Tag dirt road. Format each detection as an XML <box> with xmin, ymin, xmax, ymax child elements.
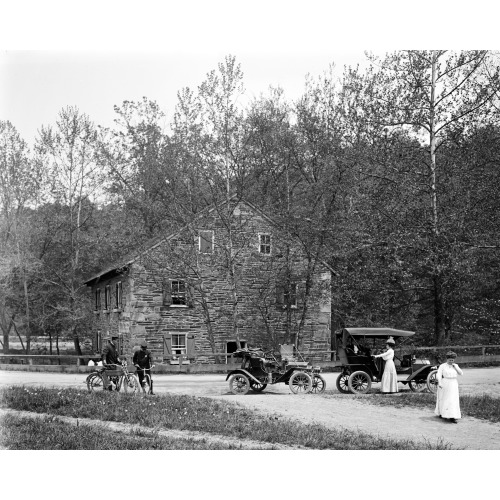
<box><xmin>1</xmin><ymin>367</ymin><xmax>499</xmax><ymax>449</ymax></box>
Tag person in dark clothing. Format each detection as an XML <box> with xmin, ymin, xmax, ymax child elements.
<box><xmin>133</xmin><ymin>341</ymin><xmax>154</xmax><ymax>394</ymax></box>
<box><xmin>101</xmin><ymin>336</ymin><xmax>121</xmax><ymax>390</ymax></box>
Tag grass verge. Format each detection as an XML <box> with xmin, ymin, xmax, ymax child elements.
<box><xmin>0</xmin><ymin>386</ymin><xmax>452</xmax><ymax>450</ymax></box>
<box><xmin>0</xmin><ymin>413</ymin><xmax>243</xmax><ymax>450</ymax></box>
<box><xmin>351</xmin><ymin>392</ymin><xmax>500</xmax><ymax>423</ymax></box>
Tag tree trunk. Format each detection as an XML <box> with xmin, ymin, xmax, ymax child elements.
<box><xmin>429</xmin><ymin>52</ymin><xmax>445</xmax><ymax>345</ymax></box>
<box><xmin>433</xmin><ymin>274</ymin><xmax>445</xmax><ymax>345</ymax></box>
<box><xmin>73</xmin><ymin>328</ymin><xmax>83</xmax><ymax>356</ymax></box>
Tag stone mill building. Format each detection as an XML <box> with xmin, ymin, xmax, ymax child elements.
<box><xmin>84</xmin><ymin>197</ymin><xmax>332</xmax><ymax>365</ymax></box>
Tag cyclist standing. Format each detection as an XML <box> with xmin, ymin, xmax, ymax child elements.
<box><xmin>133</xmin><ymin>341</ymin><xmax>154</xmax><ymax>394</ymax></box>
<box><xmin>101</xmin><ymin>336</ymin><xmax>121</xmax><ymax>390</ymax></box>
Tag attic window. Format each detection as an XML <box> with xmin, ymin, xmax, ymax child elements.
<box><xmin>104</xmin><ymin>285</ymin><xmax>111</xmax><ymax>311</ymax></box>
<box><xmin>199</xmin><ymin>230</ymin><xmax>214</xmax><ymax>254</ymax></box>
<box><xmin>95</xmin><ymin>289</ymin><xmax>101</xmax><ymax>311</ymax></box>
<box><xmin>259</xmin><ymin>233</ymin><xmax>271</xmax><ymax>254</ymax></box>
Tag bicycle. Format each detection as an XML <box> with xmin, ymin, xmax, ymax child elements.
<box><xmin>135</xmin><ymin>365</ymin><xmax>155</xmax><ymax>395</ymax></box>
<box><xmin>86</xmin><ymin>361</ymin><xmax>140</xmax><ymax>394</ymax></box>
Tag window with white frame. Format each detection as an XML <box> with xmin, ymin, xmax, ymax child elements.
<box><xmin>199</xmin><ymin>230</ymin><xmax>214</xmax><ymax>254</ymax></box>
<box><xmin>259</xmin><ymin>233</ymin><xmax>271</xmax><ymax>254</ymax></box>
<box><xmin>171</xmin><ymin>280</ymin><xmax>187</xmax><ymax>306</ymax></box>
<box><xmin>104</xmin><ymin>285</ymin><xmax>111</xmax><ymax>311</ymax></box>
<box><xmin>115</xmin><ymin>282</ymin><xmax>122</xmax><ymax>310</ymax></box>
<box><xmin>171</xmin><ymin>333</ymin><xmax>187</xmax><ymax>356</ymax></box>
<box><xmin>95</xmin><ymin>289</ymin><xmax>101</xmax><ymax>311</ymax></box>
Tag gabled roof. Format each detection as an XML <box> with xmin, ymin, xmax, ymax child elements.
<box><xmin>84</xmin><ymin>195</ymin><xmax>336</xmax><ymax>285</ymax></box>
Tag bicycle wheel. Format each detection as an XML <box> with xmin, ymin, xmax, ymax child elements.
<box><xmin>144</xmin><ymin>374</ymin><xmax>153</xmax><ymax>394</ymax></box>
<box><xmin>86</xmin><ymin>373</ymin><xmax>103</xmax><ymax>392</ymax></box>
<box><xmin>123</xmin><ymin>373</ymin><xmax>140</xmax><ymax>394</ymax></box>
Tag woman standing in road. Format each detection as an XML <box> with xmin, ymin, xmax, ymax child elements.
<box><xmin>373</xmin><ymin>337</ymin><xmax>398</xmax><ymax>393</ymax></box>
<box><xmin>435</xmin><ymin>351</ymin><xmax>463</xmax><ymax>423</ymax></box>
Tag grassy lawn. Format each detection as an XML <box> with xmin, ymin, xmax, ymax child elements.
<box><xmin>347</xmin><ymin>392</ymin><xmax>500</xmax><ymax>423</ymax></box>
<box><xmin>0</xmin><ymin>413</ymin><xmax>243</xmax><ymax>450</ymax></box>
<box><xmin>0</xmin><ymin>386</ymin><xmax>452</xmax><ymax>450</ymax></box>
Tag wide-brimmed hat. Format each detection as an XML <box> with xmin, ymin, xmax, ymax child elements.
<box><xmin>386</xmin><ymin>337</ymin><xmax>396</xmax><ymax>345</ymax></box>
<box><xmin>446</xmin><ymin>351</ymin><xmax>457</xmax><ymax>358</ymax></box>
<box><xmin>140</xmin><ymin>341</ymin><xmax>148</xmax><ymax>347</ymax></box>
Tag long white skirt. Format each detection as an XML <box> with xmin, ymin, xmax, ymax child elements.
<box><xmin>380</xmin><ymin>360</ymin><xmax>398</xmax><ymax>393</ymax></box>
<box><xmin>434</xmin><ymin>378</ymin><xmax>461</xmax><ymax>419</ymax></box>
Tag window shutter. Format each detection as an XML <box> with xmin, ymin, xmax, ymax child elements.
<box><xmin>187</xmin><ymin>284</ymin><xmax>195</xmax><ymax>308</ymax></box>
<box><xmin>163</xmin><ymin>334</ymin><xmax>172</xmax><ymax>358</ymax></box>
<box><xmin>162</xmin><ymin>281</ymin><xmax>172</xmax><ymax>306</ymax></box>
<box><xmin>187</xmin><ymin>335</ymin><xmax>196</xmax><ymax>358</ymax></box>
<box><xmin>276</xmin><ymin>285</ymin><xmax>284</xmax><ymax>309</ymax></box>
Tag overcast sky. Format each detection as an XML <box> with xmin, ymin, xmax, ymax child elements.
<box><xmin>0</xmin><ymin>49</ymin><xmax>368</xmax><ymax>144</ymax></box>
<box><xmin>2</xmin><ymin>1</ymin><xmax>498</xmax><ymax>147</ymax></box>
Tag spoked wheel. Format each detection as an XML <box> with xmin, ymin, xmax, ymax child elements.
<box><xmin>336</xmin><ymin>373</ymin><xmax>350</xmax><ymax>394</ymax></box>
<box><xmin>289</xmin><ymin>371</ymin><xmax>313</xmax><ymax>394</ymax></box>
<box><xmin>427</xmin><ymin>369</ymin><xmax>439</xmax><ymax>394</ymax></box>
<box><xmin>142</xmin><ymin>376</ymin><xmax>154</xmax><ymax>395</ymax></box>
<box><xmin>250</xmin><ymin>380</ymin><xmax>267</xmax><ymax>392</ymax></box>
<box><xmin>122</xmin><ymin>374</ymin><xmax>140</xmax><ymax>394</ymax></box>
<box><xmin>409</xmin><ymin>379</ymin><xmax>427</xmax><ymax>392</ymax></box>
<box><xmin>86</xmin><ymin>373</ymin><xmax>103</xmax><ymax>393</ymax></box>
<box><xmin>311</xmin><ymin>374</ymin><xmax>326</xmax><ymax>394</ymax></box>
<box><xmin>229</xmin><ymin>374</ymin><xmax>250</xmax><ymax>395</ymax></box>
<box><xmin>348</xmin><ymin>371</ymin><xmax>372</xmax><ymax>394</ymax></box>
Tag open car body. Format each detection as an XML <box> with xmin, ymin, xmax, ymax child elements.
<box><xmin>225</xmin><ymin>346</ymin><xmax>325</xmax><ymax>395</ymax></box>
<box><xmin>336</xmin><ymin>328</ymin><xmax>438</xmax><ymax>394</ymax></box>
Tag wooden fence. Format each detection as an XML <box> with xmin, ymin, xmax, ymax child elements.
<box><xmin>1</xmin><ymin>345</ymin><xmax>500</xmax><ymax>371</ymax></box>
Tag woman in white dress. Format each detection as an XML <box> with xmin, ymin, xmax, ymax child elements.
<box><xmin>435</xmin><ymin>351</ymin><xmax>463</xmax><ymax>423</ymax></box>
<box><xmin>373</xmin><ymin>337</ymin><xmax>398</xmax><ymax>393</ymax></box>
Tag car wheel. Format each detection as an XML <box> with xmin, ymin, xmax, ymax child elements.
<box><xmin>426</xmin><ymin>369</ymin><xmax>439</xmax><ymax>394</ymax></box>
<box><xmin>229</xmin><ymin>373</ymin><xmax>250</xmax><ymax>395</ymax></box>
<box><xmin>289</xmin><ymin>371</ymin><xmax>313</xmax><ymax>394</ymax></box>
<box><xmin>348</xmin><ymin>371</ymin><xmax>372</xmax><ymax>394</ymax></box>
<box><xmin>408</xmin><ymin>379</ymin><xmax>427</xmax><ymax>392</ymax></box>
<box><xmin>250</xmin><ymin>380</ymin><xmax>267</xmax><ymax>392</ymax></box>
<box><xmin>336</xmin><ymin>373</ymin><xmax>350</xmax><ymax>394</ymax></box>
<box><xmin>311</xmin><ymin>374</ymin><xmax>326</xmax><ymax>394</ymax></box>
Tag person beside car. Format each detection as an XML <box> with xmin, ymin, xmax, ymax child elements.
<box><xmin>372</xmin><ymin>337</ymin><xmax>398</xmax><ymax>393</ymax></box>
<box><xmin>434</xmin><ymin>351</ymin><xmax>463</xmax><ymax>423</ymax></box>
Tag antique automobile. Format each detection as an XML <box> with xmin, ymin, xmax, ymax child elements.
<box><xmin>226</xmin><ymin>345</ymin><xmax>325</xmax><ymax>395</ymax></box>
<box><xmin>335</xmin><ymin>328</ymin><xmax>438</xmax><ymax>394</ymax></box>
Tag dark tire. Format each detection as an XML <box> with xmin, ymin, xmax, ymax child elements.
<box><xmin>336</xmin><ymin>373</ymin><xmax>350</xmax><ymax>394</ymax></box>
<box><xmin>427</xmin><ymin>369</ymin><xmax>439</xmax><ymax>394</ymax></box>
<box><xmin>86</xmin><ymin>373</ymin><xmax>103</xmax><ymax>392</ymax></box>
<box><xmin>348</xmin><ymin>371</ymin><xmax>372</xmax><ymax>394</ymax></box>
<box><xmin>289</xmin><ymin>371</ymin><xmax>313</xmax><ymax>394</ymax></box>
<box><xmin>229</xmin><ymin>374</ymin><xmax>250</xmax><ymax>395</ymax></box>
<box><xmin>409</xmin><ymin>379</ymin><xmax>427</xmax><ymax>392</ymax></box>
<box><xmin>311</xmin><ymin>374</ymin><xmax>326</xmax><ymax>394</ymax></box>
<box><xmin>250</xmin><ymin>380</ymin><xmax>267</xmax><ymax>392</ymax></box>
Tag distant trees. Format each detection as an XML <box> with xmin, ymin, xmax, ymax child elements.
<box><xmin>2</xmin><ymin>51</ymin><xmax>500</xmax><ymax>354</ymax></box>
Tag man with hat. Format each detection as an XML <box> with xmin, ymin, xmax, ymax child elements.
<box><xmin>101</xmin><ymin>335</ymin><xmax>122</xmax><ymax>390</ymax></box>
<box><xmin>133</xmin><ymin>340</ymin><xmax>154</xmax><ymax>394</ymax></box>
